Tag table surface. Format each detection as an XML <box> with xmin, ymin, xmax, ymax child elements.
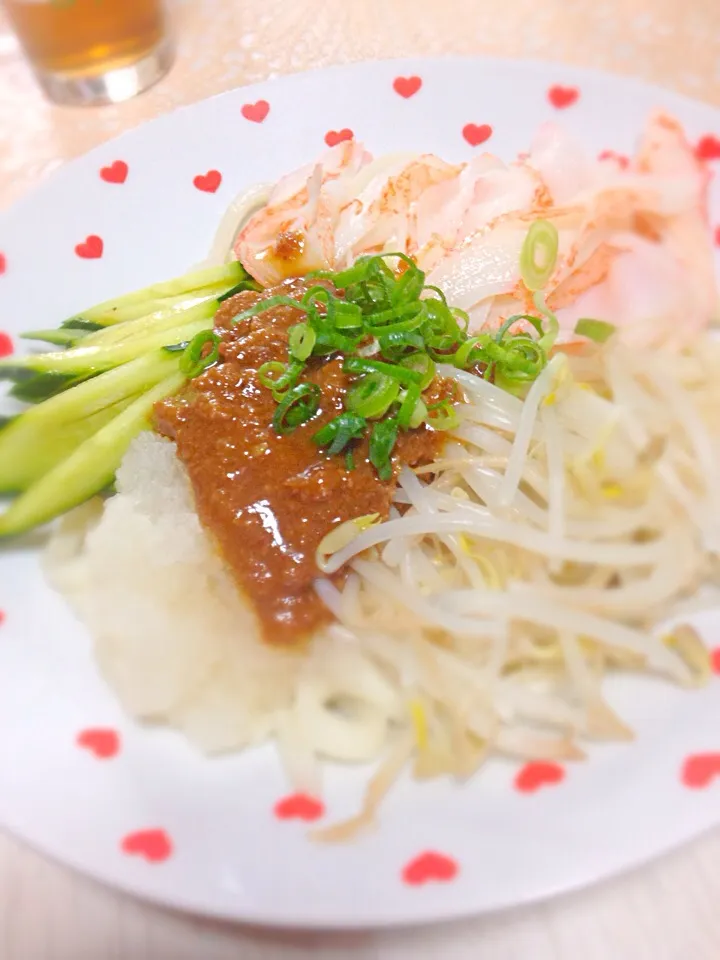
<box><xmin>1</xmin><ymin>1</ymin><xmax>720</xmax><ymax>957</ymax></box>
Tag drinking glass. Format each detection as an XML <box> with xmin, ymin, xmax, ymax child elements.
<box><xmin>3</xmin><ymin>0</ymin><xmax>174</xmax><ymax>106</ymax></box>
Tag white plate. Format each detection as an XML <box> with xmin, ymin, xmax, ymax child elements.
<box><xmin>2</xmin><ymin>56</ymin><xmax>720</xmax><ymax>929</ymax></box>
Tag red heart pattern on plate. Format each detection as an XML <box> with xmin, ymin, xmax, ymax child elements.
<box><xmin>100</xmin><ymin>160</ymin><xmax>128</xmax><ymax>184</ymax></box>
<box><xmin>402</xmin><ymin>851</ymin><xmax>458</xmax><ymax>886</ymax></box>
<box><xmin>515</xmin><ymin>761</ymin><xmax>565</xmax><ymax>792</ymax></box>
<box><xmin>241</xmin><ymin>100</ymin><xmax>270</xmax><ymax>123</ymax></box>
<box><xmin>4</xmin><ymin>64</ymin><xmax>720</xmax><ymax>918</ymax></box>
<box><xmin>193</xmin><ymin>170</ymin><xmax>222</xmax><ymax>193</ymax></box>
<box><xmin>682</xmin><ymin>753</ymin><xmax>720</xmax><ymax>788</ymax></box>
<box><xmin>121</xmin><ymin>829</ymin><xmax>172</xmax><ymax>862</ymax></box>
<box><xmin>696</xmin><ymin>135</ymin><xmax>720</xmax><ymax>160</ymax></box>
<box><xmin>325</xmin><ymin>128</ymin><xmax>354</xmax><ymax>147</ymax></box>
<box><xmin>462</xmin><ymin>123</ymin><xmax>492</xmax><ymax>147</ymax></box>
<box><xmin>75</xmin><ymin>235</ymin><xmax>103</xmax><ymax>259</ymax></box>
<box><xmin>76</xmin><ymin>728</ymin><xmax>120</xmax><ymax>759</ymax></box>
<box><xmin>273</xmin><ymin>792</ymin><xmax>325</xmax><ymax>822</ymax></box>
<box><xmin>548</xmin><ymin>85</ymin><xmax>579</xmax><ymax>109</ymax></box>
<box><xmin>393</xmin><ymin>75</ymin><xmax>422</xmax><ymax>98</ymax></box>
<box><xmin>598</xmin><ymin>149</ymin><xmax>629</xmax><ymax>169</ymax></box>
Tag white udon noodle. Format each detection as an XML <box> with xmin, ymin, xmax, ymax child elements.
<box><xmin>47</xmin><ymin>326</ymin><xmax>720</xmax><ymax>839</ymax></box>
<box><xmin>45</xmin><ymin>169</ymin><xmax>720</xmax><ymax>837</ymax></box>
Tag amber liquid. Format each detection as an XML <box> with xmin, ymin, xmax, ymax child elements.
<box><xmin>4</xmin><ymin>0</ymin><xmax>166</xmax><ymax>76</ymax></box>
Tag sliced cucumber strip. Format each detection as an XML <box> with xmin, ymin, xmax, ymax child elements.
<box><xmin>0</xmin><ymin>372</ymin><xmax>185</xmax><ymax>538</ymax></box>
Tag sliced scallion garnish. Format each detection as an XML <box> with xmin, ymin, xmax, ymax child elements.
<box><xmin>520</xmin><ymin>219</ymin><xmax>559</xmax><ymax>292</ymax></box>
<box><xmin>180</xmin><ymin>331</ymin><xmax>221</xmax><ymax>379</ymax></box>
<box><xmin>574</xmin><ymin>317</ymin><xmax>617</xmax><ymax>343</ymax></box>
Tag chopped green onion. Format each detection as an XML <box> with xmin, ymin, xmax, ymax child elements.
<box><xmin>269</xmin><ymin>360</ymin><xmax>305</xmax><ymax>400</ymax></box>
<box><xmin>399</xmin><ymin>353</ymin><xmax>436</xmax><ymax>389</ymax></box>
<box><xmin>180</xmin><ymin>331</ymin><xmax>221</xmax><ymax>379</ymax></box>
<box><xmin>574</xmin><ymin>317</ymin><xmax>617</xmax><ymax>343</ymax></box>
<box><xmin>258</xmin><ymin>361</ymin><xmax>289</xmax><ymax>389</ymax></box>
<box><xmin>216</xmin><ymin>271</ymin><xmax>262</xmax><ymax>302</ymax></box>
<box><xmin>343</xmin><ymin>356</ymin><xmax>422</xmax><ymax>386</ymax></box>
<box><xmin>532</xmin><ymin>291</ymin><xmax>560</xmax><ymax>352</ymax></box>
<box><xmin>346</xmin><ymin>373</ymin><xmax>400</xmax><ymax>419</ymax></box>
<box><xmin>244</xmin><ymin>250</ymin><xmax>553</xmax><ymax>479</ymax></box>
<box><xmin>520</xmin><ymin>220</ymin><xmax>559</xmax><ymax>292</ymax></box>
<box><xmin>426</xmin><ymin>399</ymin><xmax>460</xmax><ymax>431</ymax></box>
<box><xmin>272</xmin><ymin>383</ymin><xmax>321</xmax><ymax>435</ymax></box>
<box><xmin>345</xmin><ymin>449</ymin><xmax>356</xmax><ymax>471</ymax></box>
<box><xmin>288</xmin><ymin>322</ymin><xmax>317</xmax><ymax>362</ymax></box>
<box><xmin>495</xmin><ymin>313</ymin><xmax>544</xmax><ymax>343</ymax></box>
<box><xmin>232</xmin><ymin>295</ymin><xmax>309</xmax><ymax>325</ymax></box>
<box><xmin>313</xmin><ymin>412</ymin><xmax>367</xmax><ymax>455</ymax></box>
<box><xmin>397</xmin><ymin>383</ymin><xmax>421</xmax><ymax>429</ymax></box>
<box><xmin>377</xmin><ymin>331</ymin><xmax>425</xmax><ymax>358</ymax></box>
<box><xmin>369</xmin><ymin>417</ymin><xmax>399</xmax><ymax>481</ymax></box>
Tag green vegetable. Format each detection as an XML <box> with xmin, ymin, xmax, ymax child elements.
<box><xmin>179</xmin><ymin>331</ymin><xmax>221</xmax><ymax>378</ymax></box>
<box><xmin>0</xmin><ymin>261</ymin><xmax>259</xmax><ymax>538</ymax></box>
<box><xmin>21</xmin><ymin>328</ymin><xmax>91</xmax><ymax>348</ymax></box>
<box><xmin>574</xmin><ymin>317</ymin><xmax>617</xmax><ymax>343</ymax></box>
<box><xmin>369</xmin><ymin>417</ymin><xmax>399</xmax><ymax>481</ymax></box>
<box><xmin>313</xmin><ymin>413</ymin><xmax>367</xmax><ymax>455</ymax></box>
<box><xmin>520</xmin><ymin>219</ymin><xmax>559</xmax><ymax>292</ymax></box>
<box><xmin>346</xmin><ymin>373</ymin><xmax>400</xmax><ymax>419</ymax></box>
<box><xmin>0</xmin><ymin>314</ymin><xmax>211</xmax><ymax>379</ymax></box>
<box><xmin>288</xmin><ymin>322</ymin><xmax>317</xmax><ymax>362</ymax></box>
<box><xmin>0</xmin><ymin>373</ymin><xmax>184</xmax><ymax>538</ymax></box>
<box><xmin>81</xmin><ymin>298</ymin><xmax>218</xmax><ymax>349</ymax></box>
<box><xmin>0</xmin><ymin>350</ymin><xmax>179</xmax><ymax>493</ymax></box>
<box><xmin>61</xmin><ymin>262</ymin><xmax>245</xmax><ymax>328</ymax></box>
<box><xmin>272</xmin><ymin>383</ymin><xmax>321</xmax><ymax>435</ymax></box>
<box><xmin>226</xmin><ymin>252</ymin><xmax>554</xmax><ymax>480</ymax></box>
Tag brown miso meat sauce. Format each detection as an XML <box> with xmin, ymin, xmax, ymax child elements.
<box><xmin>154</xmin><ymin>278</ymin><xmax>447</xmax><ymax>647</ymax></box>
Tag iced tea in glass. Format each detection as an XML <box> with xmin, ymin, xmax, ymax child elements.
<box><xmin>3</xmin><ymin>0</ymin><xmax>174</xmax><ymax>106</ymax></box>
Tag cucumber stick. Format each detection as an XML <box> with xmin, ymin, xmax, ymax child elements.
<box><xmin>81</xmin><ymin>298</ymin><xmax>217</xmax><ymax>349</ymax></box>
<box><xmin>0</xmin><ymin>372</ymin><xmax>185</xmax><ymax>538</ymax></box>
<box><xmin>0</xmin><ymin>316</ymin><xmax>210</xmax><ymax>378</ymax></box>
<box><xmin>22</xmin><ymin>329</ymin><xmax>91</xmax><ymax>347</ymax></box>
<box><xmin>0</xmin><ymin>395</ymin><xmax>139</xmax><ymax>493</ymax></box>
<box><xmin>0</xmin><ymin>350</ymin><xmax>180</xmax><ymax>492</ymax></box>
<box><xmin>62</xmin><ymin>262</ymin><xmax>244</xmax><ymax>327</ymax></box>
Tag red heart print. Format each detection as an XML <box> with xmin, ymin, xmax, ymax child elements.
<box><xmin>325</xmin><ymin>128</ymin><xmax>354</xmax><ymax>148</ymax></box>
<box><xmin>714</xmin><ymin>228</ymin><xmax>720</xmax><ymax>249</ymax></box>
<box><xmin>121</xmin><ymin>829</ymin><xmax>172</xmax><ymax>862</ymax></box>
<box><xmin>682</xmin><ymin>753</ymin><xmax>720</xmax><ymax>788</ymax></box>
<box><xmin>515</xmin><ymin>761</ymin><xmax>565</xmax><ymax>792</ymax></box>
<box><xmin>462</xmin><ymin>123</ymin><xmax>493</xmax><ymax>147</ymax></box>
<box><xmin>598</xmin><ymin>149</ymin><xmax>629</xmax><ymax>170</ymax></box>
<box><xmin>393</xmin><ymin>75</ymin><xmax>422</xmax><ymax>98</ymax></box>
<box><xmin>76</xmin><ymin>728</ymin><xmax>120</xmax><ymax>759</ymax></box>
<box><xmin>548</xmin><ymin>85</ymin><xmax>579</xmax><ymax>109</ymax></box>
<box><xmin>711</xmin><ymin>647</ymin><xmax>720</xmax><ymax>673</ymax></box>
<box><xmin>273</xmin><ymin>792</ymin><xmax>325</xmax><ymax>822</ymax></box>
<box><xmin>75</xmin><ymin>235</ymin><xmax>103</xmax><ymax>259</ymax></box>
<box><xmin>0</xmin><ymin>252</ymin><xmax>6</xmax><ymax>274</ymax></box>
<box><xmin>241</xmin><ymin>100</ymin><xmax>270</xmax><ymax>123</ymax></box>
<box><xmin>193</xmin><ymin>170</ymin><xmax>222</xmax><ymax>193</ymax></box>
<box><xmin>100</xmin><ymin>160</ymin><xmax>128</xmax><ymax>184</ymax></box>
<box><xmin>696</xmin><ymin>135</ymin><xmax>720</xmax><ymax>161</ymax></box>
<box><xmin>0</xmin><ymin>610</ymin><xmax>5</xmax><ymax>625</ymax></box>
<box><xmin>402</xmin><ymin>851</ymin><xmax>459</xmax><ymax>886</ymax></box>
<box><xmin>0</xmin><ymin>333</ymin><xmax>13</xmax><ymax>358</ymax></box>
